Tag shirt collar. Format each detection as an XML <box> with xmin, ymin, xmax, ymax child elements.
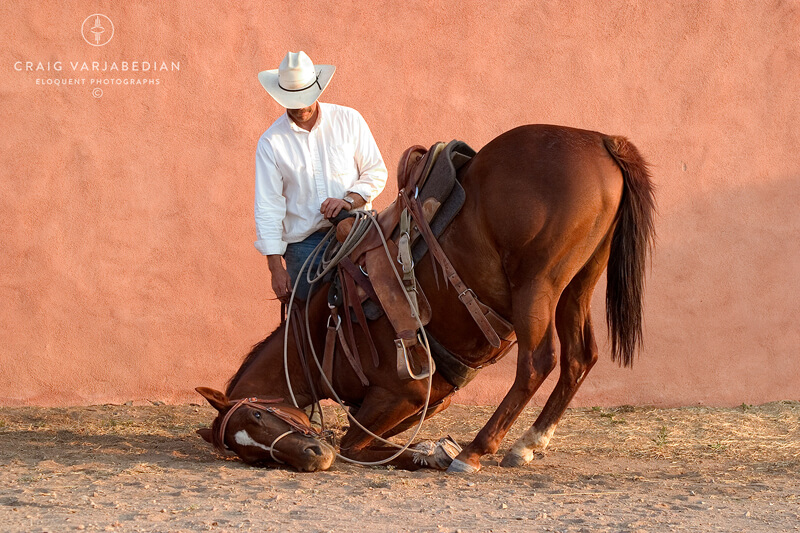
<box><xmin>286</xmin><ymin>102</ymin><xmax>324</xmax><ymax>133</ymax></box>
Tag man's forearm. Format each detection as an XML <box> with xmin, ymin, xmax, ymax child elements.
<box><xmin>267</xmin><ymin>254</ymin><xmax>285</xmax><ymax>272</ymax></box>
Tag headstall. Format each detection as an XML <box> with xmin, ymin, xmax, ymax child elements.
<box><xmin>215</xmin><ymin>397</ymin><xmax>320</xmax><ymax>463</ymax></box>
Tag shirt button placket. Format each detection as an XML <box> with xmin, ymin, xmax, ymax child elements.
<box><xmin>309</xmin><ymin>129</ymin><xmax>326</xmax><ymax>206</ymax></box>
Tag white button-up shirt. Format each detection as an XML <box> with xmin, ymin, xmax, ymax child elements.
<box><xmin>254</xmin><ymin>102</ymin><xmax>388</xmax><ymax>255</ymax></box>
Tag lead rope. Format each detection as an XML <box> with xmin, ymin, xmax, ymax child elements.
<box><xmin>281</xmin><ymin>210</ymin><xmax>435</xmax><ymax>465</ymax></box>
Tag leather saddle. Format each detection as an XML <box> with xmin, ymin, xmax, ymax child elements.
<box><xmin>328</xmin><ymin>140</ymin><xmax>514</xmax><ymax>382</ymax></box>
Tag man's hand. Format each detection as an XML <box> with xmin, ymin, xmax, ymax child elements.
<box><xmin>320</xmin><ymin>197</ymin><xmax>350</xmax><ymax>219</ymax></box>
<box><xmin>321</xmin><ymin>193</ymin><xmax>366</xmax><ymax>220</ymax></box>
<box><xmin>267</xmin><ymin>255</ymin><xmax>292</xmax><ymax>303</ymax></box>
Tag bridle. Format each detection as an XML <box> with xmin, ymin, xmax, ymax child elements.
<box><xmin>215</xmin><ymin>397</ymin><xmax>321</xmax><ymax>464</ymax></box>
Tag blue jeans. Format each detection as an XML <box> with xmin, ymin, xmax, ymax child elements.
<box><xmin>284</xmin><ymin>230</ymin><xmax>329</xmax><ymax>301</ymax></box>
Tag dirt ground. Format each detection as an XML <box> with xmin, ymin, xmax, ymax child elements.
<box><xmin>0</xmin><ymin>401</ymin><xmax>798</xmax><ymax>533</ymax></box>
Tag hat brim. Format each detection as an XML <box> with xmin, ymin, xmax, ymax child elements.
<box><xmin>258</xmin><ymin>65</ymin><xmax>336</xmax><ymax>109</ymax></box>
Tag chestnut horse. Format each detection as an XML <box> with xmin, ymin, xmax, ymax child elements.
<box><xmin>197</xmin><ymin>124</ymin><xmax>655</xmax><ymax>472</ymax></box>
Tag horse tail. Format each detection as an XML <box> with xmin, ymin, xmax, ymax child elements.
<box><xmin>602</xmin><ymin>136</ymin><xmax>656</xmax><ymax>367</ymax></box>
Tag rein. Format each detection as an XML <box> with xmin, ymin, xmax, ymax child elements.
<box><xmin>215</xmin><ymin>397</ymin><xmax>320</xmax><ymax>463</ymax></box>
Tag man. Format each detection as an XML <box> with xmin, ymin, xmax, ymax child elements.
<box><xmin>254</xmin><ymin>51</ymin><xmax>388</xmax><ymax>302</ymax></box>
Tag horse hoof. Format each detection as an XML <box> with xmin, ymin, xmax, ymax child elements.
<box><xmin>431</xmin><ymin>436</ymin><xmax>462</xmax><ymax>469</ymax></box>
<box><xmin>411</xmin><ymin>440</ymin><xmax>437</xmax><ymax>467</ymax></box>
<box><xmin>500</xmin><ymin>452</ymin><xmax>530</xmax><ymax>468</ymax></box>
<box><xmin>446</xmin><ymin>458</ymin><xmax>481</xmax><ymax>473</ymax></box>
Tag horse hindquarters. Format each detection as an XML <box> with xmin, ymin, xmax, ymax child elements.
<box><xmin>501</xmin><ymin>135</ymin><xmax>654</xmax><ymax>467</ymax></box>
<box><xmin>447</xmin><ymin>128</ymin><xmax>654</xmax><ymax>472</ymax></box>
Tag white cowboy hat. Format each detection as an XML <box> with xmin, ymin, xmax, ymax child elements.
<box><xmin>258</xmin><ymin>51</ymin><xmax>335</xmax><ymax>109</ymax></box>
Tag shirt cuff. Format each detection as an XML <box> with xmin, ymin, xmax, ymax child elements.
<box><xmin>254</xmin><ymin>239</ymin><xmax>287</xmax><ymax>256</ymax></box>
<box><xmin>346</xmin><ymin>183</ymin><xmax>375</xmax><ymax>204</ymax></box>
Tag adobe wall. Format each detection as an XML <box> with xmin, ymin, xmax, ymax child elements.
<box><xmin>1</xmin><ymin>1</ymin><xmax>798</xmax><ymax>406</ymax></box>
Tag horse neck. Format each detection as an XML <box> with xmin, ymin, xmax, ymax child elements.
<box><xmin>227</xmin><ymin>297</ymin><xmax>332</xmax><ymax>408</ymax></box>
<box><xmin>225</xmin><ymin>324</ymin><xmax>314</xmax><ymax>406</ymax></box>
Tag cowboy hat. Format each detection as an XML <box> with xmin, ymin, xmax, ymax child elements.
<box><xmin>258</xmin><ymin>51</ymin><xmax>335</xmax><ymax>109</ymax></box>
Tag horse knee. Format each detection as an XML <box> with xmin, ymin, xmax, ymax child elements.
<box><xmin>578</xmin><ymin>341</ymin><xmax>599</xmax><ymax>374</ymax></box>
<box><xmin>540</xmin><ymin>349</ymin><xmax>558</xmax><ymax>375</ymax></box>
<box><xmin>581</xmin><ymin>320</ymin><xmax>599</xmax><ymax>367</ymax></box>
<box><xmin>560</xmin><ymin>327</ymin><xmax>599</xmax><ymax>384</ymax></box>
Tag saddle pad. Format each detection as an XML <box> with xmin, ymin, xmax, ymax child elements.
<box><xmin>411</xmin><ymin>140</ymin><xmax>475</xmax><ymax>263</ymax></box>
<box><xmin>418</xmin><ymin>140</ymin><xmax>474</xmax><ymax>211</ymax></box>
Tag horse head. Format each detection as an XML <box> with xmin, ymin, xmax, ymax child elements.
<box><xmin>195</xmin><ymin>387</ymin><xmax>335</xmax><ymax>472</ymax></box>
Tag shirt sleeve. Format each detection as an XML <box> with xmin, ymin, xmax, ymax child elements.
<box><xmin>347</xmin><ymin>111</ymin><xmax>388</xmax><ymax>204</ymax></box>
<box><xmin>254</xmin><ymin>138</ymin><xmax>288</xmax><ymax>256</ymax></box>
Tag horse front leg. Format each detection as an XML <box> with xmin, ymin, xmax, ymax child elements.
<box><xmin>379</xmin><ymin>395</ymin><xmax>452</xmax><ymax>439</ymax></box>
<box><xmin>448</xmin><ymin>287</ymin><xmax>558</xmax><ymax>473</ymax></box>
<box><xmin>338</xmin><ymin>386</ymin><xmax>445</xmax><ymax>470</ymax></box>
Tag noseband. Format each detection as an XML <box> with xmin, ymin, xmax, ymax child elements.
<box><xmin>215</xmin><ymin>397</ymin><xmax>321</xmax><ymax>464</ymax></box>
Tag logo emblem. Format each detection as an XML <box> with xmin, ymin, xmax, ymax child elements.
<box><xmin>81</xmin><ymin>14</ymin><xmax>114</xmax><ymax>47</ymax></box>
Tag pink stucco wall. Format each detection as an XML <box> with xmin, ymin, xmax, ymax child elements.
<box><xmin>1</xmin><ymin>1</ymin><xmax>798</xmax><ymax>406</ymax></box>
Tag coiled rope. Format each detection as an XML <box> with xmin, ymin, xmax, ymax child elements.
<box><xmin>281</xmin><ymin>209</ymin><xmax>434</xmax><ymax>466</ymax></box>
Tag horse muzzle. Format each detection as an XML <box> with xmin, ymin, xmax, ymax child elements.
<box><xmin>294</xmin><ymin>438</ymin><xmax>335</xmax><ymax>472</ymax></box>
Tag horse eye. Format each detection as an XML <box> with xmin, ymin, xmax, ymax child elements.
<box><xmin>253</xmin><ymin>411</ymin><xmax>261</xmax><ymax>419</ymax></box>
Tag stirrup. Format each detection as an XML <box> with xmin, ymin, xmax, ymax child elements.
<box><xmin>395</xmin><ymin>336</ymin><xmax>435</xmax><ymax>380</ymax></box>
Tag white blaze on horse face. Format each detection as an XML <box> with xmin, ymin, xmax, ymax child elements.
<box><xmin>233</xmin><ymin>430</ymin><xmax>271</xmax><ymax>452</ymax></box>
<box><xmin>508</xmin><ymin>425</ymin><xmax>557</xmax><ymax>463</ymax></box>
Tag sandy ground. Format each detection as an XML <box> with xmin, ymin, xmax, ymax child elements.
<box><xmin>0</xmin><ymin>401</ymin><xmax>798</xmax><ymax>533</ymax></box>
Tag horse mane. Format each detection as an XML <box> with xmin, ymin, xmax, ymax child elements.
<box><xmin>225</xmin><ymin>325</ymin><xmax>283</xmax><ymax>396</ymax></box>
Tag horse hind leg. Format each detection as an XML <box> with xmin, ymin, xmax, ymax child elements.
<box><xmin>501</xmin><ymin>237</ymin><xmax>610</xmax><ymax>467</ymax></box>
<box><xmin>448</xmin><ymin>283</ymin><xmax>559</xmax><ymax>472</ymax></box>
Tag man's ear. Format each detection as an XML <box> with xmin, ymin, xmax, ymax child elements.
<box><xmin>196</xmin><ymin>427</ymin><xmax>213</xmax><ymax>443</ymax></box>
<box><xmin>195</xmin><ymin>387</ymin><xmax>229</xmax><ymax>413</ymax></box>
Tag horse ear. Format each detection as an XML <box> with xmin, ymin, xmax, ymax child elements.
<box><xmin>196</xmin><ymin>427</ymin><xmax>213</xmax><ymax>443</ymax></box>
<box><xmin>195</xmin><ymin>387</ymin><xmax>229</xmax><ymax>413</ymax></box>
